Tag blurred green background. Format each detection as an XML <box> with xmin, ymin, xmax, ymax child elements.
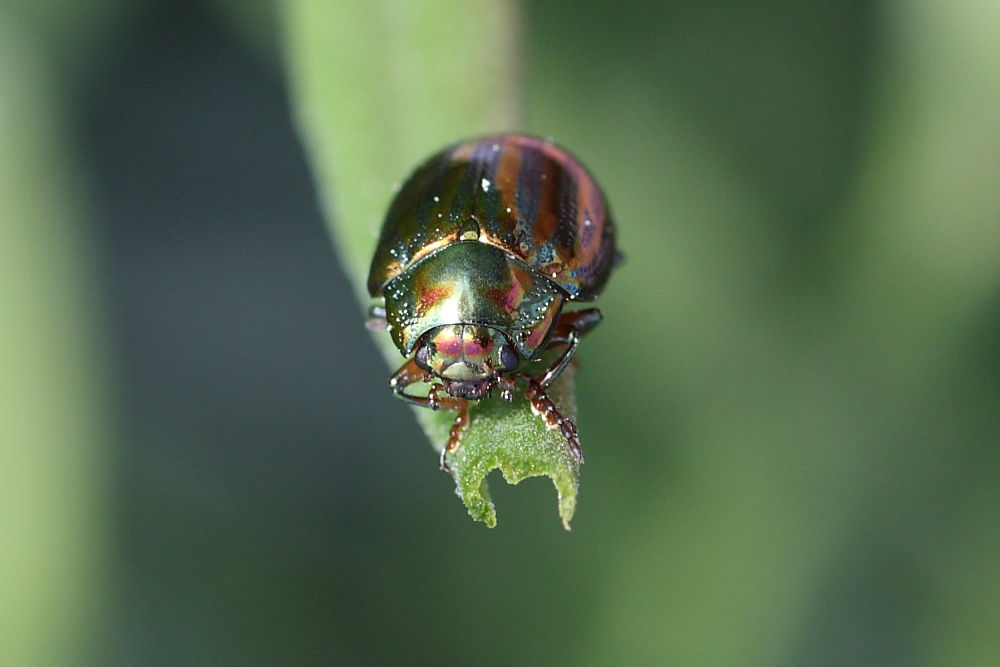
<box><xmin>3</xmin><ymin>0</ymin><xmax>999</xmax><ymax>664</ymax></box>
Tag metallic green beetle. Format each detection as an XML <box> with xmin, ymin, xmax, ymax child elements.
<box><xmin>367</xmin><ymin>134</ymin><xmax>617</xmax><ymax>469</ymax></box>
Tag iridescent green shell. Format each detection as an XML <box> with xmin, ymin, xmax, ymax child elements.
<box><xmin>368</xmin><ymin>134</ymin><xmax>616</xmax><ymax>357</ymax></box>
<box><xmin>382</xmin><ymin>241</ymin><xmax>563</xmax><ymax>358</ymax></box>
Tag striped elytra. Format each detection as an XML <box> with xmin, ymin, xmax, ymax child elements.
<box><xmin>367</xmin><ymin>134</ymin><xmax>616</xmax><ymax>302</ymax></box>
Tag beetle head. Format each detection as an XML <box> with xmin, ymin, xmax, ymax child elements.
<box><xmin>414</xmin><ymin>324</ymin><xmax>519</xmax><ymax>399</ymax></box>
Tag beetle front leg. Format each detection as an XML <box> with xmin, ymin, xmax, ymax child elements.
<box><xmin>496</xmin><ymin>374</ymin><xmax>518</xmax><ymax>402</ymax></box>
<box><xmin>547</xmin><ymin>308</ymin><xmax>602</xmax><ymax>344</ymax></box>
<box><xmin>538</xmin><ymin>330</ymin><xmax>580</xmax><ymax>389</ymax></box>
<box><xmin>515</xmin><ymin>308</ymin><xmax>601</xmax><ymax>462</ymax></box>
<box><xmin>524</xmin><ymin>379</ymin><xmax>583</xmax><ymax>463</ymax></box>
<box><xmin>389</xmin><ymin>358</ymin><xmax>469</xmax><ymax>471</ymax></box>
<box><xmin>389</xmin><ymin>358</ymin><xmax>463</xmax><ymax>410</ymax></box>
<box><xmin>440</xmin><ymin>403</ymin><xmax>470</xmax><ymax>472</ymax></box>
<box><xmin>535</xmin><ymin>308</ymin><xmax>602</xmax><ymax>387</ymax></box>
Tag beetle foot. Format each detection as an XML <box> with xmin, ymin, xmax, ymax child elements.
<box><xmin>439</xmin><ymin>403</ymin><xmax>470</xmax><ymax>473</ymax></box>
<box><xmin>427</xmin><ymin>385</ymin><xmax>442</xmax><ymax>410</ymax></box>
<box><xmin>496</xmin><ymin>375</ymin><xmax>517</xmax><ymax>402</ymax></box>
<box><xmin>525</xmin><ymin>381</ymin><xmax>584</xmax><ymax>463</ymax></box>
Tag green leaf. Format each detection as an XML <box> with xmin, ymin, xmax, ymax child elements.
<box><xmin>0</xmin><ymin>19</ymin><xmax>111</xmax><ymax>663</ymax></box>
<box><xmin>281</xmin><ymin>0</ymin><xmax>581</xmax><ymax>528</ymax></box>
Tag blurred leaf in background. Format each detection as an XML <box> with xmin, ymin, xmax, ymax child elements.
<box><xmin>0</xmin><ymin>4</ymin><xmax>117</xmax><ymax>664</ymax></box>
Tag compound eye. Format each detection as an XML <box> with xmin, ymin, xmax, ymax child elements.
<box><xmin>498</xmin><ymin>344</ymin><xmax>519</xmax><ymax>372</ymax></box>
<box><xmin>414</xmin><ymin>344</ymin><xmax>432</xmax><ymax>371</ymax></box>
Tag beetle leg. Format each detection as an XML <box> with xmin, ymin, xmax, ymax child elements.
<box><xmin>389</xmin><ymin>358</ymin><xmax>432</xmax><ymax>406</ymax></box>
<box><xmin>389</xmin><ymin>358</ymin><xmax>463</xmax><ymax>410</ymax></box>
<box><xmin>496</xmin><ymin>374</ymin><xmax>518</xmax><ymax>402</ymax></box>
<box><xmin>427</xmin><ymin>384</ymin><xmax>444</xmax><ymax>410</ymax></box>
<box><xmin>538</xmin><ymin>330</ymin><xmax>580</xmax><ymax>389</ymax></box>
<box><xmin>535</xmin><ymin>308</ymin><xmax>602</xmax><ymax>387</ymax></box>
<box><xmin>512</xmin><ymin>308</ymin><xmax>601</xmax><ymax>461</ymax></box>
<box><xmin>547</xmin><ymin>308</ymin><xmax>602</xmax><ymax>344</ymax></box>
<box><xmin>440</xmin><ymin>403</ymin><xmax>470</xmax><ymax>472</ymax></box>
<box><xmin>390</xmin><ymin>358</ymin><xmax>469</xmax><ymax>471</ymax></box>
<box><xmin>524</xmin><ymin>380</ymin><xmax>583</xmax><ymax>463</ymax></box>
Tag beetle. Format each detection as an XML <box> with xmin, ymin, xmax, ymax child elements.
<box><xmin>366</xmin><ymin>134</ymin><xmax>617</xmax><ymax>470</ymax></box>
